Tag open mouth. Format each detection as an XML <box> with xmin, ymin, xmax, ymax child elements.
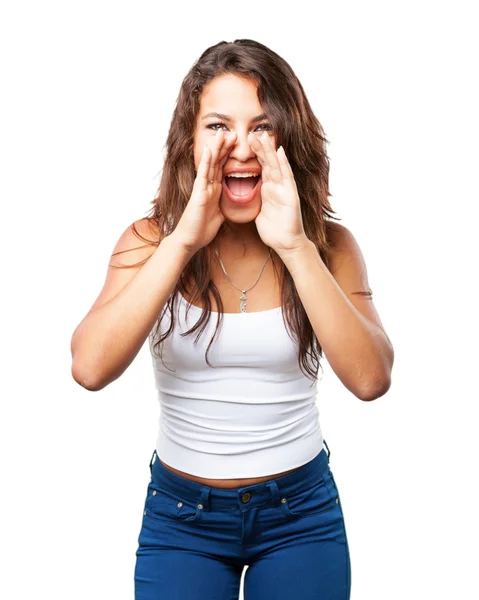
<box><xmin>224</xmin><ymin>176</ymin><xmax>259</xmax><ymax>195</ymax></box>
<box><xmin>223</xmin><ymin>175</ymin><xmax>261</xmax><ymax>204</ymax></box>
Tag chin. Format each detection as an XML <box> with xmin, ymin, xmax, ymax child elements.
<box><xmin>219</xmin><ymin>194</ymin><xmax>261</xmax><ymax>223</ymax></box>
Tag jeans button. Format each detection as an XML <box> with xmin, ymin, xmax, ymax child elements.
<box><xmin>241</xmin><ymin>492</ymin><xmax>251</xmax><ymax>503</ymax></box>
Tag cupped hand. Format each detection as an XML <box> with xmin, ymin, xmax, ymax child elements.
<box><xmin>173</xmin><ymin>128</ymin><xmax>236</xmax><ymax>254</ymax></box>
<box><xmin>249</xmin><ymin>131</ymin><xmax>309</xmax><ymax>253</ymax></box>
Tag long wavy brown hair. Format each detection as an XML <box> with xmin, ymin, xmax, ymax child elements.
<box><xmin>114</xmin><ymin>39</ymin><xmax>343</xmax><ymax>382</ymax></box>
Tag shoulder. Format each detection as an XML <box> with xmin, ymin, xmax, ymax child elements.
<box><xmin>81</xmin><ymin>218</ymin><xmax>162</xmax><ymax>318</ymax></box>
<box><xmin>130</xmin><ymin>216</ymin><xmax>161</xmax><ymax>244</ymax></box>
<box><xmin>325</xmin><ymin>220</ymin><xmax>354</xmax><ymax>251</ymax></box>
<box><xmin>109</xmin><ymin>217</ymin><xmax>161</xmax><ymax>267</ymax></box>
<box><xmin>325</xmin><ymin>221</ymin><xmax>372</xmax><ymax>294</ymax></box>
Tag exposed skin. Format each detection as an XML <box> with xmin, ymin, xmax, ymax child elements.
<box><xmin>158</xmin><ymin>459</ymin><xmax>301</xmax><ymax>489</ymax></box>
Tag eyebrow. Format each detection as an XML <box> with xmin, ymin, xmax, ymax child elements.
<box><xmin>201</xmin><ymin>112</ymin><xmax>269</xmax><ymax>123</ymax></box>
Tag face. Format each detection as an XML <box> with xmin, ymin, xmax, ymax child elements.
<box><xmin>193</xmin><ymin>73</ymin><xmax>277</xmax><ymax>224</ymax></box>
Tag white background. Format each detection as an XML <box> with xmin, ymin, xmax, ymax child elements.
<box><xmin>1</xmin><ymin>1</ymin><xmax>477</xmax><ymax>598</ymax></box>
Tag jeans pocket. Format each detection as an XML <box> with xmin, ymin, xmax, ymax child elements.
<box><xmin>280</xmin><ymin>476</ymin><xmax>337</xmax><ymax>519</ymax></box>
<box><xmin>144</xmin><ymin>482</ymin><xmax>201</xmax><ymax>523</ymax></box>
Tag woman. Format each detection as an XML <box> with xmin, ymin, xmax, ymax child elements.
<box><xmin>71</xmin><ymin>39</ymin><xmax>394</xmax><ymax>599</ymax></box>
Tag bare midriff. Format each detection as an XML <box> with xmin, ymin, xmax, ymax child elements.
<box><xmin>159</xmin><ymin>459</ymin><xmax>301</xmax><ymax>489</ymax></box>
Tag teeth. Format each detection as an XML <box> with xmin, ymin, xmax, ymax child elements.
<box><xmin>225</xmin><ymin>172</ymin><xmax>260</xmax><ymax>178</ymax></box>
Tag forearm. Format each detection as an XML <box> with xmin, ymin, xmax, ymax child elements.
<box><xmin>71</xmin><ymin>233</ymin><xmax>193</xmax><ymax>391</ymax></box>
<box><xmin>278</xmin><ymin>239</ymin><xmax>393</xmax><ymax>400</ymax></box>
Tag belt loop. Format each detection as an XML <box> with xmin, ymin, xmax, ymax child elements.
<box><xmin>199</xmin><ymin>486</ymin><xmax>211</xmax><ymax>511</ymax></box>
<box><xmin>266</xmin><ymin>481</ymin><xmax>282</xmax><ymax>508</ymax></box>
<box><xmin>149</xmin><ymin>449</ymin><xmax>157</xmax><ymax>474</ymax></box>
<box><xmin>323</xmin><ymin>439</ymin><xmax>331</xmax><ymax>463</ymax></box>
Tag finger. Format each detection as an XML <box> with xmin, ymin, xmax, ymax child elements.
<box><xmin>197</xmin><ymin>143</ymin><xmax>212</xmax><ymax>192</ymax></box>
<box><xmin>247</xmin><ymin>133</ymin><xmax>268</xmax><ymax>169</ymax></box>
<box><xmin>217</xmin><ymin>131</ymin><xmax>237</xmax><ymax>172</ymax></box>
<box><xmin>248</xmin><ymin>133</ymin><xmax>271</xmax><ymax>184</ymax></box>
<box><xmin>259</xmin><ymin>132</ymin><xmax>283</xmax><ymax>184</ymax></box>
<box><xmin>208</xmin><ymin>128</ymin><xmax>224</xmax><ymax>183</ymax></box>
<box><xmin>277</xmin><ymin>146</ymin><xmax>298</xmax><ymax>191</ymax></box>
<box><xmin>208</xmin><ymin>129</ymin><xmax>224</xmax><ymax>183</ymax></box>
<box><xmin>211</xmin><ymin>130</ymin><xmax>237</xmax><ymax>183</ymax></box>
<box><xmin>277</xmin><ymin>146</ymin><xmax>289</xmax><ymax>181</ymax></box>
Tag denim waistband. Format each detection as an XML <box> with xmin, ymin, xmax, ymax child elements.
<box><xmin>148</xmin><ymin>440</ymin><xmax>331</xmax><ymax>512</ymax></box>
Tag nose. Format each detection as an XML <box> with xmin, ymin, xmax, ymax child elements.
<box><xmin>227</xmin><ymin>129</ymin><xmax>257</xmax><ymax>162</ymax></box>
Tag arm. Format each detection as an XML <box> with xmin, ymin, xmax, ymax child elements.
<box><xmin>278</xmin><ymin>224</ymin><xmax>394</xmax><ymax>401</ymax></box>
<box><xmin>70</xmin><ymin>220</ymin><xmax>193</xmax><ymax>391</ymax></box>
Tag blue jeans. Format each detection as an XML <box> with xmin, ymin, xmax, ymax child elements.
<box><xmin>134</xmin><ymin>441</ymin><xmax>351</xmax><ymax>599</ymax></box>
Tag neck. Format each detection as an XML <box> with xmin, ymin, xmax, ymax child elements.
<box><xmin>213</xmin><ymin>221</ymin><xmax>266</xmax><ymax>252</ymax></box>
<box><xmin>207</xmin><ymin>221</ymin><xmax>283</xmax><ymax>283</ymax></box>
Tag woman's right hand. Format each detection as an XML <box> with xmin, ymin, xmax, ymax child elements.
<box><xmin>173</xmin><ymin>128</ymin><xmax>237</xmax><ymax>255</ymax></box>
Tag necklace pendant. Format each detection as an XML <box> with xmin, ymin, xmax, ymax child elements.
<box><xmin>240</xmin><ymin>290</ymin><xmax>247</xmax><ymax>313</ymax></box>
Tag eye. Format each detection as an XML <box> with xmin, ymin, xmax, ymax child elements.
<box><xmin>254</xmin><ymin>123</ymin><xmax>273</xmax><ymax>132</ymax></box>
<box><xmin>206</xmin><ymin>122</ymin><xmax>229</xmax><ymax>132</ymax></box>
<box><xmin>250</xmin><ymin>123</ymin><xmax>274</xmax><ymax>138</ymax></box>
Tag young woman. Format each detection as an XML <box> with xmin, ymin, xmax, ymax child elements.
<box><xmin>71</xmin><ymin>39</ymin><xmax>394</xmax><ymax>599</ymax></box>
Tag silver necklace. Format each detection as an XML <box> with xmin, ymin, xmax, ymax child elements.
<box><xmin>214</xmin><ymin>248</ymin><xmax>272</xmax><ymax>313</ymax></box>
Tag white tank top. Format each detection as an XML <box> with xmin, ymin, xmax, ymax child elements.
<box><xmin>148</xmin><ymin>290</ymin><xmax>324</xmax><ymax>478</ymax></box>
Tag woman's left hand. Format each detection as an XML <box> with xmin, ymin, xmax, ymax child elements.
<box><xmin>249</xmin><ymin>131</ymin><xmax>309</xmax><ymax>254</ymax></box>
